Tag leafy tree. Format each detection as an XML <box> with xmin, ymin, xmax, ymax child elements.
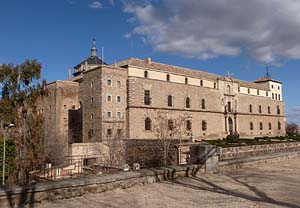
<box><xmin>0</xmin><ymin>59</ymin><xmax>47</xmax><ymax>185</ymax></box>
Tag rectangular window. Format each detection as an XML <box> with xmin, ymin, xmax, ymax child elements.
<box><xmin>117</xmin><ymin>81</ymin><xmax>121</xmax><ymax>88</ymax></box>
<box><xmin>117</xmin><ymin>129</ymin><xmax>122</xmax><ymax>136</ymax></box>
<box><xmin>117</xmin><ymin>96</ymin><xmax>121</xmax><ymax>102</ymax></box>
<box><xmin>117</xmin><ymin>112</ymin><xmax>122</xmax><ymax>119</ymax></box>
<box><xmin>144</xmin><ymin>90</ymin><xmax>151</xmax><ymax>105</ymax></box>
<box><xmin>107</xmin><ymin>79</ymin><xmax>112</xmax><ymax>86</ymax></box>
<box><xmin>168</xmin><ymin>95</ymin><xmax>173</xmax><ymax>107</ymax></box>
<box><xmin>107</xmin><ymin>129</ymin><xmax>112</xmax><ymax>137</ymax></box>
<box><xmin>107</xmin><ymin>112</ymin><xmax>112</xmax><ymax>118</ymax></box>
<box><xmin>107</xmin><ymin>95</ymin><xmax>112</xmax><ymax>102</ymax></box>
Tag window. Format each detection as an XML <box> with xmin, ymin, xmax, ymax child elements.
<box><xmin>278</xmin><ymin>94</ymin><xmax>281</xmax><ymax>101</ymax></box>
<box><xmin>266</xmin><ymin>91</ymin><xmax>268</xmax><ymax>97</ymax></box>
<box><xmin>186</xmin><ymin>97</ymin><xmax>190</xmax><ymax>108</ymax></box>
<box><xmin>250</xmin><ymin>122</ymin><xmax>254</xmax><ymax>130</ymax></box>
<box><xmin>144</xmin><ymin>90</ymin><xmax>151</xmax><ymax>105</ymax></box>
<box><xmin>269</xmin><ymin>122</ymin><xmax>272</xmax><ymax>130</ymax></box>
<box><xmin>278</xmin><ymin>122</ymin><xmax>281</xmax><ymax>130</ymax></box>
<box><xmin>107</xmin><ymin>95</ymin><xmax>112</xmax><ymax>102</ymax></box>
<box><xmin>145</xmin><ymin>117</ymin><xmax>152</xmax><ymax>130</ymax></box>
<box><xmin>117</xmin><ymin>96</ymin><xmax>121</xmax><ymax>102</ymax></box>
<box><xmin>272</xmin><ymin>93</ymin><xmax>274</xmax><ymax>99</ymax></box>
<box><xmin>88</xmin><ymin>129</ymin><xmax>94</xmax><ymax>138</ymax></box>
<box><xmin>90</xmin><ymin>97</ymin><xmax>94</xmax><ymax>105</ymax></box>
<box><xmin>166</xmin><ymin>74</ymin><xmax>170</xmax><ymax>82</ymax></box>
<box><xmin>227</xmin><ymin>102</ymin><xmax>232</xmax><ymax>112</ymax></box>
<box><xmin>272</xmin><ymin>85</ymin><xmax>274</xmax><ymax>89</ymax></box>
<box><xmin>200</xmin><ymin>80</ymin><xmax>203</xmax><ymax>86</ymax></box>
<box><xmin>238</xmin><ymin>87</ymin><xmax>240</xmax><ymax>92</ymax></box>
<box><xmin>107</xmin><ymin>129</ymin><xmax>112</xmax><ymax>137</ymax></box>
<box><xmin>257</xmin><ymin>90</ymin><xmax>260</xmax><ymax>95</ymax></box>
<box><xmin>117</xmin><ymin>112</ymin><xmax>122</xmax><ymax>119</ymax></box>
<box><xmin>107</xmin><ymin>79</ymin><xmax>112</xmax><ymax>86</ymax></box>
<box><xmin>202</xmin><ymin>120</ymin><xmax>207</xmax><ymax>131</ymax></box>
<box><xmin>186</xmin><ymin>120</ymin><xmax>192</xmax><ymax>131</ymax></box>
<box><xmin>168</xmin><ymin>120</ymin><xmax>174</xmax><ymax>131</ymax></box>
<box><xmin>185</xmin><ymin>77</ymin><xmax>188</xmax><ymax>84</ymax></box>
<box><xmin>259</xmin><ymin>105</ymin><xmax>262</xmax><ymax>113</ymax></box>
<box><xmin>278</xmin><ymin>86</ymin><xmax>280</xmax><ymax>90</ymax></box>
<box><xmin>144</xmin><ymin>71</ymin><xmax>148</xmax><ymax>78</ymax></box>
<box><xmin>168</xmin><ymin>95</ymin><xmax>173</xmax><ymax>107</ymax></box>
<box><xmin>268</xmin><ymin>106</ymin><xmax>271</xmax><ymax>114</ymax></box>
<box><xmin>275</xmin><ymin>94</ymin><xmax>278</xmax><ymax>100</ymax></box>
<box><xmin>201</xmin><ymin>99</ymin><xmax>206</xmax><ymax>109</ymax></box>
<box><xmin>214</xmin><ymin>83</ymin><xmax>217</xmax><ymax>89</ymax></box>
<box><xmin>90</xmin><ymin>82</ymin><xmax>94</xmax><ymax>88</ymax></box>
<box><xmin>117</xmin><ymin>129</ymin><xmax>122</xmax><ymax>136</ymax></box>
<box><xmin>90</xmin><ymin>113</ymin><xmax>94</xmax><ymax>120</ymax></box>
<box><xmin>260</xmin><ymin>122</ymin><xmax>263</xmax><ymax>130</ymax></box>
<box><xmin>249</xmin><ymin>104</ymin><xmax>252</xmax><ymax>113</ymax></box>
<box><xmin>227</xmin><ymin>85</ymin><xmax>231</xmax><ymax>94</ymax></box>
<box><xmin>117</xmin><ymin>81</ymin><xmax>121</xmax><ymax>88</ymax></box>
<box><xmin>107</xmin><ymin>112</ymin><xmax>112</xmax><ymax>118</ymax></box>
<box><xmin>248</xmin><ymin>88</ymin><xmax>250</xmax><ymax>94</ymax></box>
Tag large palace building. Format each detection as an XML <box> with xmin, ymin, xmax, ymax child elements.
<box><xmin>43</xmin><ymin>40</ymin><xmax>286</xmax><ymax>155</ymax></box>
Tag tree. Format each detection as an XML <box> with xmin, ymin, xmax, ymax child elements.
<box><xmin>0</xmin><ymin>59</ymin><xmax>47</xmax><ymax>185</ymax></box>
<box><xmin>286</xmin><ymin>123</ymin><xmax>299</xmax><ymax>135</ymax></box>
<box><xmin>152</xmin><ymin>111</ymin><xmax>192</xmax><ymax>166</ymax></box>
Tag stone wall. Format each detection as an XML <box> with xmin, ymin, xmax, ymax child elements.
<box><xmin>0</xmin><ymin>165</ymin><xmax>205</xmax><ymax>207</ymax></box>
<box><xmin>218</xmin><ymin>142</ymin><xmax>300</xmax><ymax>161</ymax></box>
<box><xmin>124</xmin><ymin>139</ymin><xmax>190</xmax><ymax>167</ymax></box>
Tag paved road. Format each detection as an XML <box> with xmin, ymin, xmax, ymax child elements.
<box><xmin>38</xmin><ymin>158</ymin><xmax>300</xmax><ymax>208</ymax></box>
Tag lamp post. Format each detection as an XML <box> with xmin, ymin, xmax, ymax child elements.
<box><xmin>2</xmin><ymin>123</ymin><xmax>15</xmax><ymax>185</ymax></box>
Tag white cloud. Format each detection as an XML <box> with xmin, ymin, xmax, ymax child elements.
<box><xmin>123</xmin><ymin>32</ymin><xmax>132</xmax><ymax>39</ymax></box>
<box><xmin>287</xmin><ymin>106</ymin><xmax>300</xmax><ymax>126</ymax></box>
<box><xmin>125</xmin><ymin>0</ymin><xmax>300</xmax><ymax>64</ymax></box>
<box><xmin>108</xmin><ymin>0</ymin><xmax>114</xmax><ymax>6</ymax></box>
<box><xmin>89</xmin><ymin>1</ymin><xmax>102</xmax><ymax>9</ymax></box>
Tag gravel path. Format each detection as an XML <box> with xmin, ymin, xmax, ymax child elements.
<box><xmin>37</xmin><ymin>158</ymin><xmax>300</xmax><ymax>208</ymax></box>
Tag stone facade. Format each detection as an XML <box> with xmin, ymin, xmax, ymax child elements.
<box><xmin>43</xmin><ymin>49</ymin><xmax>286</xmax><ymax>160</ymax></box>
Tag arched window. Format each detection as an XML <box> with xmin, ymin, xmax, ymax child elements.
<box><xmin>260</xmin><ymin>122</ymin><xmax>263</xmax><ymax>130</ymax></box>
<box><xmin>202</xmin><ymin>120</ymin><xmax>207</xmax><ymax>131</ymax></box>
<box><xmin>250</xmin><ymin>122</ymin><xmax>254</xmax><ymax>130</ymax></box>
<box><xmin>249</xmin><ymin>104</ymin><xmax>252</xmax><ymax>113</ymax></box>
<box><xmin>145</xmin><ymin>117</ymin><xmax>152</xmax><ymax>131</ymax></box>
<box><xmin>227</xmin><ymin>85</ymin><xmax>231</xmax><ymax>94</ymax></box>
<box><xmin>186</xmin><ymin>120</ymin><xmax>192</xmax><ymax>131</ymax></box>
<box><xmin>200</xmin><ymin>80</ymin><xmax>203</xmax><ymax>86</ymax></box>
<box><xmin>168</xmin><ymin>119</ymin><xmax>174</xmax><ymax>131</ymax></box>
<box><xmin>185</xmin><ymin>77</ymin><xmax>188</xmax><ymax>84</ymax></box>
<box><xmin>144</xmin><ymin>71</ymin><xmax>148</xmax><ymax>78</ymax></box>
<box><xmin>166</xmin><ymin>74</ymin><xmax>170</xmax><ymax>81</ymax></box>
<box><xmin>201</xmin><ymin>99</ymin><xmax>206</xmax><ymax>109</ymax></box>
<box><xmin>277</xmin><ymin>106</ymin><xmax>280</xmax><ymax>115</ymax></box>
<box><xmin>278</xmin><ymin>122</ymin><xmax>281</xmax><ymax>130</ymax></box>
<box><xmin>259</xmin><ymin>105</ymin><xmax>262</xmax><ymax>113</ymax></box>
<box><xmin>186</xmin><ymin>97</ymin><xmax>190</xmax><ymax>108</ymax></box>
<box><xmin>168</xmin><ymin>95</ymin><xmax>173</xmax><ymax>107</ymax></box>
<box><xmin>269</xmin><ymin>122</ymin><xmax>272</xmax><ymax>130</ymax></box>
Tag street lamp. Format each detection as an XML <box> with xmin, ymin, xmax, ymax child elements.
<box><xmin>2</xmin><ymin>123</ymin><xmax>15</xmax><ymax>185</ymax></box>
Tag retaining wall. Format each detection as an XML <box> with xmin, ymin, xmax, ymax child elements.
<box><xmin>218</xmin><ymin>142</ymin><xmax>300</xmax><ymax>160</ymax></box>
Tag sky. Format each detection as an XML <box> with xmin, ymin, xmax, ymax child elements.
<box><xmin>0</xmin><ymin>0</ymin><xmax>299</xmax><ymax>125</ymax></box>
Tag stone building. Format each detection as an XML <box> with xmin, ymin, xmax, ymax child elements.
<box><xmin>44</xmin><ymin>40</ymin><xmax>286</xmax><ymax>158</ymax></box>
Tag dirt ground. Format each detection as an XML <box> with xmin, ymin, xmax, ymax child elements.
<box><xmin>38</xmin><ymin>158</ymin><xmax>300</xmax><ymax>208</ymax></box>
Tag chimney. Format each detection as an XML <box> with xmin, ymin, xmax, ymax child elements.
<box><xmin>145</xmin><ymin>57</ymin><xmax>152</xmax><ymax>64</ymax></box>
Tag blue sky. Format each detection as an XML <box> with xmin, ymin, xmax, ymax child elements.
<box><xmin>0</xmin><ymin>0</ymin><xmax>299</xmax><ymax>124</ymax></box>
